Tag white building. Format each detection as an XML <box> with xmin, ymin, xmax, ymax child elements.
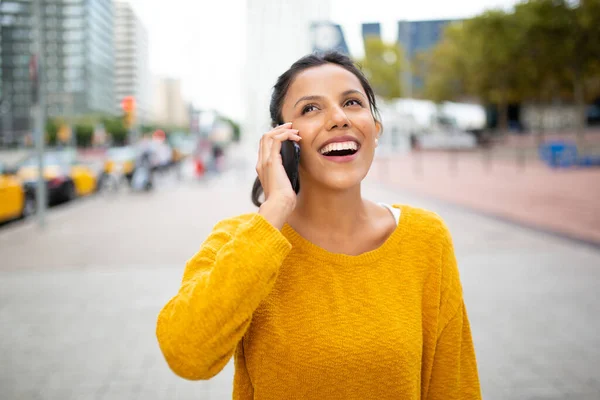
<box><xmin>151</xmin><ymin>77</ymin><xmax>189</xmax><ymax>128</ymax></box>
<box><xmin>114</xmin><ymin>0</ymin><xmax>151</xmax><ymax>124</ymax></box>
<box><xmin>244</xmin><ymin>0</ymin><xmax>332</xmax><ymax>146</ymax></box>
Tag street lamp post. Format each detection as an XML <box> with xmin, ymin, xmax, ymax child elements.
<box><xmin>32</xmin><ymin>0</ymin><xmax>47</xmax><ymax>228</ymax></box>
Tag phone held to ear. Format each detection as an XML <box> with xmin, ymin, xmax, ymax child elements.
<box><xmin>280</xmin><ymin>140</ymin><xmax>300</xmax><ymax>194</ymax></box>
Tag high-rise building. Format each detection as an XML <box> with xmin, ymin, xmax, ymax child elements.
<box><xmin>114</xmin><ymin>1</ymin><xmax>150</xmax><ymax>124</ymax></box>
<box><xmin>244</xmin><ymin>0</ymin><xmax>332</xmax><ymax>146</ymax></box>
<box><xmin>0</xmin><ymin>0</ymin><xmax>115</xmax><ymax>146</ymax></box>
<box><xmin>397</xmin><ymin>19</ymin><xmax>459</xmax><ymax>93</ymax></box>
<box><xmin>362</xmin><ymin>23</ymin><xmax>382</xmax><ymax>42</ymax></box>
<box><xmin>0</xmin><ymin>1</ymin><xmax>32</xmax><ymax>145</ymax></box>
<box><xmin>151</xmin><ymin>77</ymin><xmax>189</xmax><ymax>128</ymax></box>
<box><xmin>310</xmin><ymin>22</ymin><xmax>349</xmax><ymax>55</ymax></box>
<box><xmin>397</xmin><ymin>19</ymin><xmax>457</xmax><ymax>59</ymax></box>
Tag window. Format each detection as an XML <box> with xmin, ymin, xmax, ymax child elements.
<box><xmin>63</xmin><ymin>30</ymin><xmax>84</xmax><ymax>41</ymax></box>
<box><xmin>65</xmin><ymin>54</ymin><xmax>84</xmax><ymax>67</ymax></box>
<box><xmin>1</xmin><ymin>2</ymin><xmax>21</xmax><ymax>14</ymax></box>
<box><xmin>46</xmin><ymin>4</ymin><xmax>57</xmax><ymax>15</ymax></box>
<box><xmin>63</xmin><ymin>18</ymin><xmax>85</xmax><ymax>29</ymax></box>
<box><xmin>63</xmin><ymin>5</ymin><xmax>84</xmax><ymax>16</ymax></box>
<box><xmin>64</xmin><ymin>42</ymin><xmax>83</xmax><ymax>54</ymax></box>
<box><xmin>1</xmin><ymin>15</ymin><xmax>15</xmax><ymax>26</ymax></box>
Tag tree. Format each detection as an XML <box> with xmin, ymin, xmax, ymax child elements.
<box><xmin>565</xmin><ymin>0</ymin><xmax>600</xmax><ymax>140</ymax></box>
<box><xmin>420</xmin><ymin>0</ymin><xmax>600</xmax><ymax>137</ymax></box>
<box><xmin>74</xmin><ymin>124</ymin><xmax>94</xmax><ymax>147</ymax></box>
<box><xmin>463</xmin><ymin>10</ymin><xmax>527</xmax><ymax>132</ymax></box>
<box><xmin>45</xmin><ymin>118</ymin><xmax>60</xmax><ymax>146</ymax></box>
<box><xmin>359</xmin><ymin>37</ymin><xmax>404</xmax><ymax>99</ymax></box>
<box><xmin>103</xmin><ymin>116</ymin><xmax>128</xmax><ymax>145</ymax></box>
<box><xmin>421</xmin><ymin>23</ymin><xmax>469</xmax><ymax>103</ymax></box>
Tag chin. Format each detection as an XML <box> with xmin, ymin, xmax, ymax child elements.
<box><xmin>319</xmin><ymin>168</ymin><xmax>369</xmax><ymax>191</ymax></box>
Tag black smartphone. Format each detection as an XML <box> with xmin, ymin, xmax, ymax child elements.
<box><xmin>280</xmin><ymin>140</ymin><xmax>300</xmax><ymax>194</ymax></box>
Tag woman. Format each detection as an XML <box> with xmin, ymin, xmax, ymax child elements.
<box><xmin>156</xmin><ymin>51</ymin><xmax>481</xmax><ymax>399</ymax></box>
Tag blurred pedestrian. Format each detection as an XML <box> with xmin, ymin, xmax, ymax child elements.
<box><xmin>156</xmin><ymin>51</ymin><xmax>481</xmax><ymax>399</ymax></box>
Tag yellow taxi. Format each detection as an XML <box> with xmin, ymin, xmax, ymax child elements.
<box><xmin>17</xmin><ymin>150</ymin><xmax>97</xmax><ymax>204</ymax></box>
<box><xmin>0</xmin><ymin>161</ymin><xmax>35</xmax><ymax>223</ymax></box>
<box><xmin>104</xmin><ymin>146</ymin><xmax>137</xmax><ymax>180</ymax></box>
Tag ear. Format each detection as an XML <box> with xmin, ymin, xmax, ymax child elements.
<box><xmin>375</xmin><ymin>120</ymin><xmax>382</xmax><ymax>138</ymax></box>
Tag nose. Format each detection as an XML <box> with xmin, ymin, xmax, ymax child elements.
<box><xmin>326</xmin><ymin>105</ymin><xmax>351</xmax><ymax>131</ymax></box>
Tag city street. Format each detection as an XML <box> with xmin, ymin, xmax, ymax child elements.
<box><xmin>1</xmin><ymin>166</ymin><xmax>599</xmax><ymax>400</ymax></box>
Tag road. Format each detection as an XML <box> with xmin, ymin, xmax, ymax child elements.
<box><xmin>1</xmin><ymin>165</ymin><xmax>599</xmax><ymax>400</ymax></box>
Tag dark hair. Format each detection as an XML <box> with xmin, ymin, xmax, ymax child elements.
<box><xmin>251</xmin><ymin>51</ymin><xmax>381</xmax><ymax>207</ymax></box>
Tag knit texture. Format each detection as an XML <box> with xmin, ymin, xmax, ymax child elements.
<box><xmin>156</xmin><ymin>204</ymin><xmax>481</xmax><ymax>399</ymax></box>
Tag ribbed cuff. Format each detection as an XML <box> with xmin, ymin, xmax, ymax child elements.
<box><xmin>239</xmin><ymin>213</ymin><xmax>292</xmax><ymax>264</ymax></box>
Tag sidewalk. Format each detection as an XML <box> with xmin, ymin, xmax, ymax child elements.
<box><xmin>1</xmin><ymin>171</ymin><xmax>599</xmax><ymax>399</ymax></box>
<box><xmin>372</xmin><ymin>150</ymin><xmax>600</xmax><ymax>245</ymax></box>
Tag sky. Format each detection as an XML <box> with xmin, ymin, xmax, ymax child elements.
<box><xmin>127</xmin><ymin>0</ymin><xmax>520</xmax><ymax>121</ymax></box>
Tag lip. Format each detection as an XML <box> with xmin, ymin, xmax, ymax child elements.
<box><xmin>318</xmin><ymin>135</ymin><xmax>361</xmax><ymax>150</ymax></box>
<box><xmin>320</xmin><ymin>150</ymin><xmax>360</xmax><ymax>163</ymax></box>
<box><xmin>318</xmin><ymin>134</ymin><xmax>361</xmax><ymax>163</ymax></box>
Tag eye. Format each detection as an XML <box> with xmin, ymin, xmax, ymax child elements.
<box><xmin>301</xmin><ymin>104</ymin><xmax>319</xmax><ymax>115</ymax></box>
<box><xmin>344</xmin><ymin>98</ymin><xmax>363</xmax><ymax>107</ymax></box>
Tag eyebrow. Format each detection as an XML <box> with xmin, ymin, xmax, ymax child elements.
<box><xmin>293</xmin><ymin>89</ymin><xmax>367</xmax><ymax>108</ymax></box>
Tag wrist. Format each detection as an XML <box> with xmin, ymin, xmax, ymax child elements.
<box><xmin>259</xmin><ymin>196</ymin><xmax>295</xmax><ymax>230</ymax></box>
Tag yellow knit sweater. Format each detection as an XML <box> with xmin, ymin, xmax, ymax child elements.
<box><xmin>156</xmin><ymin>204</ymin><xmax>481</xmax><ymax>399</ymax></box>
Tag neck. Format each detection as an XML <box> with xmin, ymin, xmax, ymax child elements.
<box><xmin>290</xmin><ymin>181</ymin><xmax>369</xmax><ymax>236</ymax></box>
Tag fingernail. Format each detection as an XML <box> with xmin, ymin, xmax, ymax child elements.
<box><xmin>283</xmin><ymin>122</ymin><xmax>292</xmax><ymax>125</ymax></box>
<box><xmin>292</xmin><ymin>129</ymin><xmax>299</xmax><ymax>133</ymax></box>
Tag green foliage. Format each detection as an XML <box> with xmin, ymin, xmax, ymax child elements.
<box><xmin>102</xmin><ymin>116</ymin><xmax>128</xmax><ymax>146</ymax></box>
<box><xmin>45</xmin><ymin>118</ymin><xmax>60</xmax><ymax>146</ymax></box>
<box><xmin>75</xmin><ymin>124</ymin><xmax>94</xmax><ymax>147</ymax></box>
<box><xmin>219</xmin><ymin>116</ymin><xmax>241</xmax><ymax>142</ymax></box>
<box><xmin>359</xmin><ymin>37</ymin><xmax>404</xmax><ymax>99</ymax></box>
<box><xmin>420</xmin><ymin>0</ymin><xmax>600</xmax><ymax>132</ymax></box>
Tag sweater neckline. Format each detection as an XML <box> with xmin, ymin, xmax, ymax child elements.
<box><xmin>281</xmin><ymin>204</ymin><xmax>410</xmax><ymax>265</ymax></box>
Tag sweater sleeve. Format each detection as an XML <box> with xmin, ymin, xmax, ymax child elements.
<box><xmin>426</xmin><ymin>223</ymin><xmax>481</xmax><ymax>400</ymax></box>
<box><xmin>156</xmin><ymin>213</ymin><xmax>292</xmax><ymax>380</ymax></box>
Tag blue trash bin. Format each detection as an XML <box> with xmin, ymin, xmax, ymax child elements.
<box><xmin>539</xmin><ymin>141</ymin><xmax>578</xmax><ymax>168</ymax></box>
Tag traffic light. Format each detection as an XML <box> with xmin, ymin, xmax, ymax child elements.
<box><xmin>121</xmin><ymin>96</ymin><xmax>135</xmax><ymax>113</ymax></box>
<box><xmin>124</xmin><ymin>110</ymin><xmax>135</xmax><ymax>129</ymax></box>
<box><xmin>121</xmin><ymin>96</ymin><xmax>136</xmax><ymax>129</ymax></box>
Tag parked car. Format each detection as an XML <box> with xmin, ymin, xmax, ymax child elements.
<box><xmin>0</xmin><ymin>161</ymin><xmax>35</xmax><ymax>223</ymax></box>
<box><xmin>103</xmin><ymin>146</ymin><xmax>137</xmax><ymax>183</ymax></box>
<box><xmin>17</xmin><ymin>150</ymin><xmax>97</xmax><ymax>204</ymax></box>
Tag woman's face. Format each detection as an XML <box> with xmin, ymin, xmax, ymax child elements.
<box><xmin>280</xmin><ymin>64</ymin><xmax>381</xmax><ymax>192</ymax></box>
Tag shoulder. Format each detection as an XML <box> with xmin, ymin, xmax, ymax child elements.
<box><xmin>212</xmin><ymin>213</ymin><xmax>257</xmax><ymax>232</ymax></box>
<box><xmin>205</xmin><ymin>213</ymin><xmax>258</xmax><ymax>242</ymax></box>
<box><xmin>393</xmin><ymin>204</ymin><xmax>452</xmax><ymax>247</ymax></box>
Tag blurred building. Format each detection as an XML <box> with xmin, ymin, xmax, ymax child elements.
<box><xmin>310</xmin><ymin>22</ymin><xmax>349</xmax><ymax>55</ymax></box>
<box><xmin>0</xmin><ymin>0</ymin><xmax>115</xmax><ymax>146</ymax></box>
<box><xmin>397</xmin><ymin>19</ymin><xmax>459</xmax><ymax>94</ymax></box>
<box><xmin>114</xmin><ymin>1</ymin><xmax>150</xmax><ymax>124</ymax></box>
<box><xmin>151</xmin><ymin>77</ymin><xmax>189</xmax><ymax>128</ymax></box>
<box><xmin>244</xmin><ymin>0</ymin><xmax>332</xmax><ymax>146</ymax></box>
<box><xmin>0</xmin><ymin>1</ymin><xmax>31</xmax><ymax>145</ymax></box>
<box><xmin>361</xmin><ymin>23</ymin><xmax>381</xmax><ymax>41</ymax></box>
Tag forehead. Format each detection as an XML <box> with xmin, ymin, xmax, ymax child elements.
<box><xmin>286</xmin><ymin>64</ymin><xmax>365</xmax><ymax>100</ymax></box>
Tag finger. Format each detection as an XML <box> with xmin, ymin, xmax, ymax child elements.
<box><xmin>273</xmin><ymin>131</ymin><xmax>301</xmax><ymax>142</ymax></box>
<box><xmin>256</xmin><ymin>137</ymin><xmax>263</xmax><ymax>173</ymax></box>
<box><xmin>265</xmin><ymin>122</ymin><xmax>294</xmax><ymax>137</ymax></box>
<box><xmin>269</xmin><ymin>130</ymin><xmax>300</xmax><ymax>160</ymax></box>
<box><xmin>261</xmin><ymin>134</ymin><xmax>273</xmax><ymax>166</ymax></box>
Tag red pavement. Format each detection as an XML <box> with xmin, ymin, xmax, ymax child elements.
<box><xmin>373</xmin><ymin>149</ymin><xmax>600</xmax><ymax>245</ymax></box>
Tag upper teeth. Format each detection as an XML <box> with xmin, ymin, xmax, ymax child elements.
<box><xmin>319</xmin><ymin>141</ymin><xmax>359</xmax><ymax>154</ymax></box>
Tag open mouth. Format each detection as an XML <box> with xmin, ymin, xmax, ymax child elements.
<box><xmin>319</xmin><ymin>141</ymin><xmax>360</xmax><ymax>157</ymax></box>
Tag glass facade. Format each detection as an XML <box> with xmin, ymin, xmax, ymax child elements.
<box><xmin>0</xmin><ymin>0</ymin><xmax>115</xmax><ymax>145</ymax></box>
<box><xmin>397</xmin><ymin>19</ymin><xmax>459</xmax><ymax>91</ymax></box>
<box><xmin>361</xmin><ymin>23</ymin><xmax>381</xmax><ymax>42</ymax></box>
<box><xmin>0</xmin><ymin>0</ymin><xmax>33</xmax><ymax>145</ymax></box>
